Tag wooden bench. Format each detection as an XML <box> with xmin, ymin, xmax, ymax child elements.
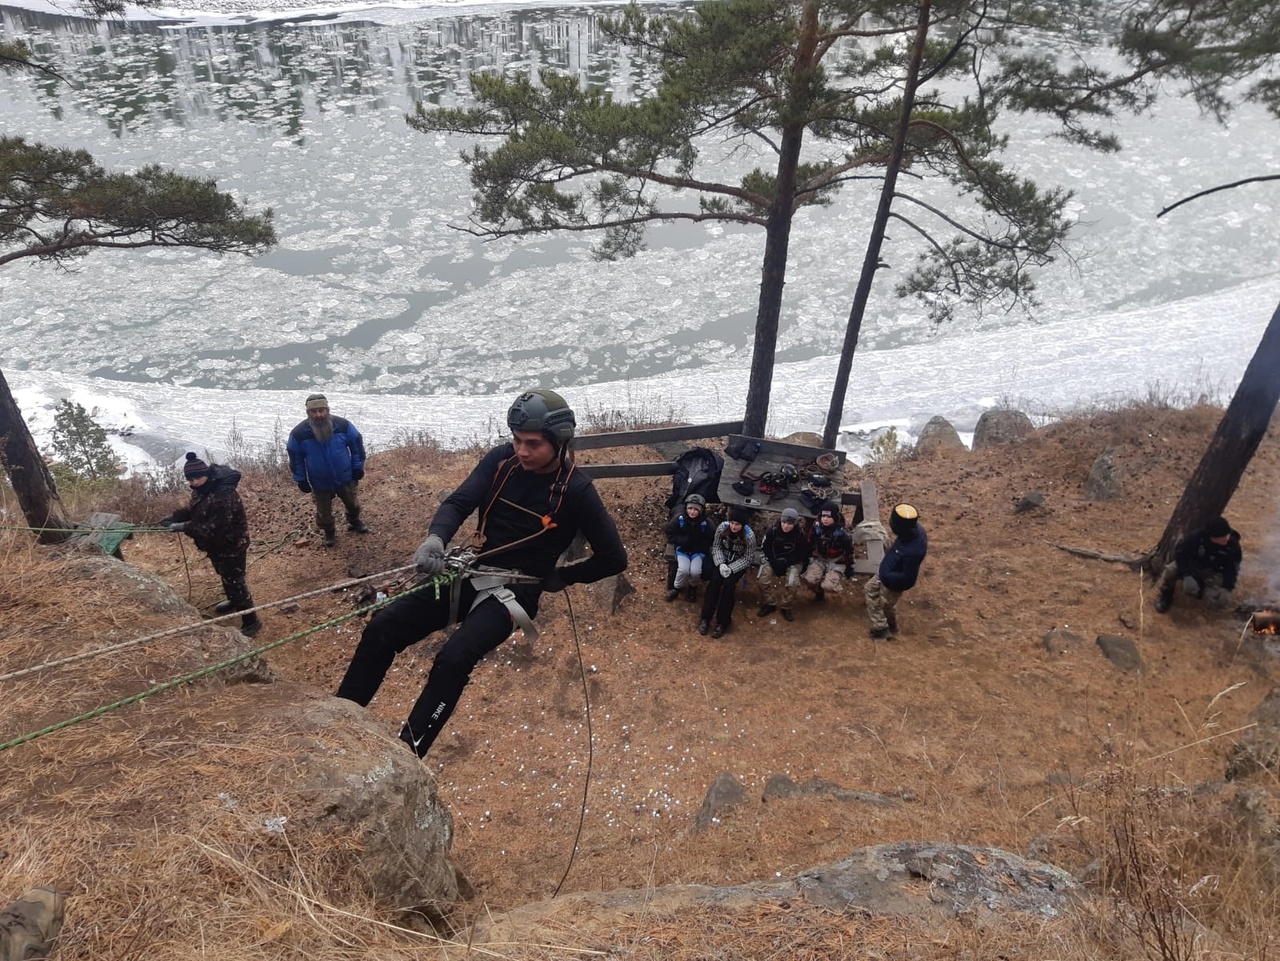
<box><xmin>66</xmin><ymin>511</ymin><xmax>134</xmax><ymax>560</ymax></box>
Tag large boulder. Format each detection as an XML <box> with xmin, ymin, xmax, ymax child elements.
<box><xmin>972</xmin><ymin>409</ymin><xmax>1034</xmax><ymax>449</ymax></box>
<box><xmin>1085</xmin><ymin>448</ymin><xmax>1122</xmax><ymax>501</ymax></box>
<box><xmin>914</xmin><ymin>416</ymin><xmax>966</xmax><ymax>458</ymax></box>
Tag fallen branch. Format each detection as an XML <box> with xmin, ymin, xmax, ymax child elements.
<box><xmin>1055</xmin><ymin>543</ymin><xmax>1150</xmax><ymax>570</ymax></box>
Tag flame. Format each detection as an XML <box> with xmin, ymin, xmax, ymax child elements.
<box><xmin>1253</xmin><ymin>610</ymin><xmax>1280</xmax><ymax>635</ymax></box>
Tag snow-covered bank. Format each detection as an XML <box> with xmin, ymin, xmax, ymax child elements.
<box><xmin>9</xmin><ymin>275</ymin><xmax>1276</xmax><ymax>473</ymax></box>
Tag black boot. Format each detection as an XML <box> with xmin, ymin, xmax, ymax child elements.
<box><xmin>348</xmin><ymin>517</ymin><xmax>369</xmax><ymax>534</ymax></box>
<box><xmin>321</xmin><ymin>525</ymin><xmax>336</xmax><ymax>548</ymax></box>
<box><xmin>240</xmin><ymin>612</ymin><xmax>262</xmax><ymax>638</ymax></box>
<box><xmin>665</xmin><ymin>588</ymin><xmax>680</xmax><ymax>602</ymax></box>
<box><xmin>686</xmin><ymin>585</ymin><xmax>698</xmax><ymax>602</ymax></box>
<box><xmin>1154</xmin><ymin>586</ymin><xmax>1174</xmax><ymax>614</ymax></box>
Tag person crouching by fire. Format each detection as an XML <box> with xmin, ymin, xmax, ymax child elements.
<box><xmin>1154</xmin><ymin>515</ymin><xmax>1241</xmax><ymax>614</ymax></box>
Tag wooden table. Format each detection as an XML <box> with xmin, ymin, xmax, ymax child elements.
<box><xmin>716</xmin><ymin>435</ymin><xmax>885</xmax><ymax>574</ymax></box>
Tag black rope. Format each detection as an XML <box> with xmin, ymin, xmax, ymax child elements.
<box><xmin>552</xmin><ymin>587</ymin><xmax>593</xmax><ymax>899</ymax></box>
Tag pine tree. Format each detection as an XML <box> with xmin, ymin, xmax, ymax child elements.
<box><xmin>48</xmin><ymin>400</ymin><xmax>123</xmax><ymax>484</ymax></box>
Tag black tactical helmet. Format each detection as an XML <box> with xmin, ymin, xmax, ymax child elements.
<box><xmin>508</xmin><ymin>388</ymin><xmax>576</xmax><ymax>444</ymax></box>
<box><xmin>685</xmin><ymin>494</ymin><xmax>706</xmax><ymax>507</ymax></box>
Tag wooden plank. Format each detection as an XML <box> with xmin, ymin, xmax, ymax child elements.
<box><xmin>576</xmin><ymin>462</ymin><xmax>679</xmax><ymax>479</ymax></box>
<box><xmin>574</xmin><ymin>420</ymin><xmax>744</xmax><ymax>451</ymax></box>
<box><xmin>851</xmin><ymin>480</ymin><xmax>884</xmax><ymax>575</ymax></box>
<box><xmin>717</xmin><ymin>434</ymin><xmax>849</xmax><ymax>519</ymax></box>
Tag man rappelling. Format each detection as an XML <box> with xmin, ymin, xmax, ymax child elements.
<box><xmin>334</xmin><ymin>388</ymin><xmax>627</xmax><ymax>758</ymax></box>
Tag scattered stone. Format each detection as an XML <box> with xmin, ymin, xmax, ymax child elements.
<box><xmin>972</xmin><ymin>409</ymin><xmax>1034</xmax><ymax>449</ymax></box>
<box><xmin>470</xmin><ymin>843</ymin><xmax>1083</xmax><ymax>946</ymax></box>
<box><xmin>797</xmin><ymin>842</ymin><xmax>1080</xmax><ymax>921</ymax></box>
<box><xmin>1085</xmin><ymin>448</ymin><xmax>1121</xmax><ymax>501</ymax></box>
<box><xmin>1096</xmin><ymin>634</ymin><xmax>1143</xmax><ymax>673</ymax></box>
<box><xmin>592</xmin><ymin>572</ymin><xmax>635</xmax><ymax>614</ymax></box>
<box><xmin>914</xmin><ymin>416</ymin><xmax>966</xmax><ymax>458</ymax></box>
<box><xmin>762</xmin><ymin>774</ymin><xmax>898</xmax><ymax>807</ymax></box>
<box><xmin>1226</xmin><ymin>687</ymin><xmax>1280</xmax><ymax>780</ymax></box>
<box><xmin>1042</xmin><ymin>628</ymin><xmax>1084</xmax><ymax>655</ymax></box>
<box><xmin>693</xmin><ymin>772</ymin><xmax>747</xmax><ymax>832</ymax></box>
<box><xmin>0</xmin><ymin>888</ymin><xmax>64</xmax><ymax>961</ymax></box>
<box><xmin>1013</xmin><ymin>491</ymin><xmax>1046</xmax><ymax>514</ymax></box>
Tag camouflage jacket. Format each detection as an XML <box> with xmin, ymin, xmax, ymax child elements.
<box><xmin>171</xmin><ymin>465</ymin><xmax>250</xmax><ymax>557</ymax></box>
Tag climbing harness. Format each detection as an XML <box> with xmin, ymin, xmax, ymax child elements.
<box><xmin>436</xmin><ymin>547</ymin><xmax>544</xmax><ymax>641</ymax></box>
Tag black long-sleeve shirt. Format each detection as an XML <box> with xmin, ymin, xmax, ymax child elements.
<box><xmin>429</xmin><ymin>443</ymin><xmax>627</xmax><ymax>584</ymax></box>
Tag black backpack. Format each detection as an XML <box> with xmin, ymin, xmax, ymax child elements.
<box><xmin>666</xmin><ymin>446</ymin><xmax>724</xmax><ymax>511</ymax></box>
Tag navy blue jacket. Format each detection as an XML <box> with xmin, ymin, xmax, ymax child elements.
<box><xmin>878</xmin><ymin>525</ymin><xmax>928</xmax><ymax>592</ymax></box>
<box><xmin>288</xmin><ymin>416</ymin><xmax>366</xmax><ymax>492</ymax></box>
<box><xmin>667</xmin><ymin>512</ymin><xmax>714</xmax><ymax>557</ymax></box>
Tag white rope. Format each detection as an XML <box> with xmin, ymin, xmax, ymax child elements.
<box><xmin>0</xmin><ymin>565</ymin><xmax>416</xmax><ymax>683</ymax></box>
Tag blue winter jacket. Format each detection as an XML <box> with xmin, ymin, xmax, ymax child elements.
<box><xmin>288</xmin><ymin>416</ymin><xmax>366</xmax><ymax>492</ymax></box>
<box><xmin>878</xmin><ymin>525</ymin><xmax>928</xmax><ymax>592</ymax></box>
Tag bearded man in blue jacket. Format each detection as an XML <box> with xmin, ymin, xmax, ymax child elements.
<box><xmin>287</xmin><ymin>393</ymin><xmax>368</xmax><ymax>547</ymax></box>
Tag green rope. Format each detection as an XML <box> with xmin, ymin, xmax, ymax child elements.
<box><xmin>0</xmin><ymin>570</ymin><xmax>468</xmax><ymax>754</ymax></box>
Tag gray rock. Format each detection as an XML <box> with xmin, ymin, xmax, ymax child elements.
<box><xmin>972</xmin><ymin>409</ymin><xmax>1034</xmax><ymax>449</ymax></box>
<box><xmin>1043</xmin><ymin>628</ymin><xmax>1084</xmax><ymax>655</ymax></box>
<box><xmin>591</xmin><ymin>572</ymin><xmax>635</xmax><ymax>614</ymax></box>
<box><xmin>762</xmin><ymin>774</ymin><xmax>898</xmax><ymax>807</ymax></box>
<box><xmin>469</xmin><ymin>843</ymin><xmax>1083</xmax><ymax>947</ymax></box>
<box><xmin>797</xmin><ymin>843</ymin><xmax>1080</xmax><ymax>920</ymax></box>
<box><xmin>1096</xmin><ymin>634</ymin><xmax>1143</xmax><ymax>673</ymax></box>
<box><xmin>1014</xmin><ymin>491</ymin><xmax>1046</xmax><ymax>514</ymax></box>
<box><xmin>782</xmin><ymin>431</ymin><xmax>825</xmax><ymax>448</ymax></box>
<box><xmin>914</xmin><ymin>416</ymin><xmax>966</xmax><ymax>458</ymax></box>
<box><xmin>1085</xmin><ymin>447</ymin><xmax>1121</xmax><ymax>501</ymax></box>
<box><xmin>281</xmin><ymin>696</ymin><xmax>462</xmax><ymax>913</ymax></box>
<box><xmin>693</xmin><ymin>772</ymin><xmax>747</xmax><ymax>832</ymax></box>
<box><xmin>1226</xmin><ymin>687</ymin><xmax>1280</xmax><ymax>780</ymax></box>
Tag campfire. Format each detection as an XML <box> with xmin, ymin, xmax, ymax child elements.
<box><xmin>1253</xmin><ymin>610</ymin><xmax>1280</xmax><ymax>635</ymax></box>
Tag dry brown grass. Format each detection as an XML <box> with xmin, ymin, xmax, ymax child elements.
<box><xmin>4</xmin><ymin>402</ymin><xmax>1280</xmax><ymax>960</ymax></box>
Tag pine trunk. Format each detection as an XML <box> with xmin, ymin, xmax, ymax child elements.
<box><xmin>0</xmin><ymin>368</ymin><xmax>70</xmax><ymax>543</ymax></box>
<box><xmin>1147</xmin><ymin>297</ymin><xmax>1280</xmax><ymax>575</ymax></box>
<box><xmin>741</xmin><ymin>0</ymin><xmax>820</xmax><ymax>439</ymax></box>
<box><xmin>822</xmin><ymin>0</ymin><xmax>932</xmax><ymax>449</ymax></box>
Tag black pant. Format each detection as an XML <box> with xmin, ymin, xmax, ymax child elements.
<box><xmin>209</xmin><ymin>549</ymin><xmax>252</xmax><ymax>611</ymax></box>
<box><xmin>335</xmin><ymin>582</ymin><xmax>539</xmax><ymax>757</ymax></box>
<box><xmin>701</xmin><ymin>567</ymin><xmax>745</xmax><ymax>628</ymax></box>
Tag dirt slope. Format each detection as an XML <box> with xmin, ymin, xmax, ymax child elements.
<box><xmin>96</xmin><ymin>404</ymin><xmax>1280</xmax><ymax>916</ymax></box>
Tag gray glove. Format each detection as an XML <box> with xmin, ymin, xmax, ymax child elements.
<box><xmin>414</xmin><ymin>534</ymin><xmax>446</xmax><ymax>575</ymax></box>
<box><xmin>719</xmin><ymin>563</ymin><xmax>732</xmax><ymax>578</ymax></box>
<box><xmin>168</xmin><ymin>522</ymin><xmax>186</xmax><ymax>533</ymax></box>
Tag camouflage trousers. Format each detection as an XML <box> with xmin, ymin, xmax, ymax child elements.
<box><xmin>758</xmin><ymin>562</ymin><xmax>803</xmax><ymax>608</ymax></box>
<box><xmin>803</xmin><ymin>558</ymin><xmax>846</xmax><ymax>593</ymax></box>
<box><xmin>312</xmin><ymin>481</ymin><xmax>362</xmax><ymax>532</ymax></box>
<box><xmin>1156</xmin><ymin>563</ymin><xmax>1232</xmax><ymax>607</ymax></box>
<box><xmin>209</xmin><ymin>549</ymin><xmax>253</xmax><ymax>612</ymax></box>
<box><xmin>864</xmin><ymin>575</ymin><xmax>904</xmax><ymax>632</ymax></box>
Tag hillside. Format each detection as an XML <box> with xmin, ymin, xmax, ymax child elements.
<box><xmin>3</xmin><ymin>402</ymin><xmax>1280</xmax><ymax>959</ymax></box>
